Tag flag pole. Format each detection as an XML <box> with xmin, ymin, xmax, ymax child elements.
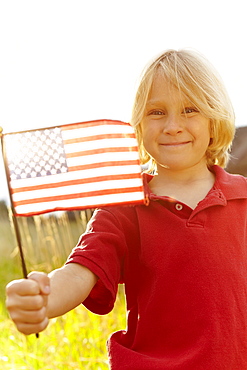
<box><xmin>0</xmin><ymin>127</ymin><xmax>28</xmax><ymax>278</ymax></box>
<box><xmin>1</xmin><ymin>128</ymin><xmax>40</xmax><ymax>338</ymax></box>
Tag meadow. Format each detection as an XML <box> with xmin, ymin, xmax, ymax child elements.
<box><xmin>0</xmin><ymin>209</ymin><xmax>126</xmax><ymax>370</ymax></box>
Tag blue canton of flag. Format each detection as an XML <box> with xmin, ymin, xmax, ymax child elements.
<box><xmin>7</xmin><ymin>128</ymin><xmax>68</xmax><ymax>180</ymax></box>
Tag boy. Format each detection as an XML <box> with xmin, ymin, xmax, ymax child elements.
<box><xmin>6</xmin><ymin>49</ymin><xmax>247</xmax><ymax>369</ymax></box>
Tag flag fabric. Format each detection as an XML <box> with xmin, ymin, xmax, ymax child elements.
<box><xmin>2</xmin><ymin>120</ymin><xmax>145</xmax><ymax>216</ymax></box>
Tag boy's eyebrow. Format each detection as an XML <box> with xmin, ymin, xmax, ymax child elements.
<box><xmin>146</xmin><ymin>98</ymin><xmax>192</xmax><ymax>107</ymax></box>
<box><xmin>145</xmin><ymin>99</ymin><xmax>165</xmax><ymax>106</ymax></box>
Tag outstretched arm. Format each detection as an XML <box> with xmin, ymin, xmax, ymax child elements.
<box><xmin>6</xmin><ymin>263</ymin><xmax>97</xmax><ymax>335</ymax></box>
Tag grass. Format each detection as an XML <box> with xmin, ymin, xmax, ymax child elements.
<box><xmin>0</xmin><ymin>289</ymin><xmax>126</xmax><ymax>370</ymax></box>
<box><xmin>0</xmin><ymin>211</ymin><xmax>127</xmax><ymax>370</ymax></box>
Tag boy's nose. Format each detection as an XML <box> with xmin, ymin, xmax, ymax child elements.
<box><xmin>162</xmin><ymin>114</ymin><xmax>183</xmax><ymax>135</ymax></box>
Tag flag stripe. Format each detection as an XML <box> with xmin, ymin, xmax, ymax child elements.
<box><xmin>11</xmin><ymin>172</ymin><xmax>141</xmax><ymax>194</ymax></box>
<box><xmin>61</xmin><ymin>122</ymin><xmax>135</xmax><ymax>140</ymax></box>
<box><xmin>66</xmin><ymin>146</ymin><xmax>139</xmax><ymax>158</ymax></box>
<box><xmin>66</xmin><ymin>152</ymin><xmax>139</xmax><ymax>167</ymax></box>
<box><xmin>14</xmin><ymin>185</ymin><xmax>144</xmax><ymax>206</ymax></box>
<box><xmin>14</xmin><ymin>192</ymin><xmax>145</xmax><ymax>217</ymax></box>
<box><xmin>63</xmin><ymin>132</ymin><xmax>136</xmax><ymax>145</ymax></box>
<box><xmin>61</xmin><ymin>119</ymin><xmax>131</xmax><ymax>131</ymax></box>
<box><xmin>10</xmin><ymin>164</ymin><xmax>141</xmax><ymax>190</ymax></box>
<box><xmin>68</xmin><ymin>159</ymin><xmax>140</xmax><ymax>172</ymax></box>
<box><xmin>12</xmin><ymin>178</ymin><xmax>143</xmax><ymax>203</ymax></box>
<box><xmin>64</xmin><ymin>139</ymin><xmax>138</xmax><ymax>154</ymax></box>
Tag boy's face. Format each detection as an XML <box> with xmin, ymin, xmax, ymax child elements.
<box><xmin>141</xmin><ymin>71</ymin><xmax>211</xmax><ymax>173</ymax></box>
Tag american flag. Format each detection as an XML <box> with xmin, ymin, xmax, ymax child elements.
<box><xmin>2</xmin><ymin>120</ymin><xmax>145</xmax><ymax>216</ymax></box>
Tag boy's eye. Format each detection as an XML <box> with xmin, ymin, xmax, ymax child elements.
<box><xmin>183</xmin><ymin>107</ymin><xmax>199</xmax><ymax>114</ymax></box>
<box><xmin>148</xmin><ymin>110</ymin><xmax>164</xmax><ymax>116</ymax></box>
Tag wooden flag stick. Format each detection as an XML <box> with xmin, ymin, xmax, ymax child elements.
<box><xmin>0</xmin><ymin>127</ymin><xmax>28</xmax><ymax>278</ymax></box>
<box><xmin>0</xmin><ymin>127</ymin><xmax>39</xmax><ymax>338</ymax></box>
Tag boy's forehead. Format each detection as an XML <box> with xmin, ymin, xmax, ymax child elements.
<box><xmin>151</xmin><ymin>70</ymin><xmax>179</xmax><ymax>95</ymax></box>
<box><xmin>148</xmin><ymin>71</ymin><xmax>191</xmax><ymax>105</ymax></box>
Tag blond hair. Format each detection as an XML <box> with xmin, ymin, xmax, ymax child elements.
<box><xmin>131</xmin><ymin>49</ymin><xmax>235</xmax><ymax>170</ymax></box>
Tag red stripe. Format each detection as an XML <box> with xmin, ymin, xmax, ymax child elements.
<box><xmin>15</xmin><ymin>198</ymin><xmax>145</xmax><ymax>217</ymax></box>
<box><xmin>62</xmin><ymin>120</ymin><xmax>129</xmax><ymax>131</ymax></box>
<box><xmin>4</xmin><ymin>120</ymin><xmax>130</xmax><ymax>136</ymax></box>
<box><xmin>69</xmin><ymin>159</ymin><xmax>140</xmax><ymax>172</ymax></box>
<box><xmin>11</xmin><ymin>173</ymin><xmax>142</xmax><ymax>194</ymax></box>
<box><xmin>66</xmin><ymin>146</ymin><xmax>139</xmax><ymax>158</ymax></box>
<box><xmin>63</xmin><ymin>133</ymin><xmax>135</xmax><ymax>145</ymax></box>
<box><xmin>13</xmin><ymin>186</ymin><xmax>144</xmax><ymax>206</ymax></box>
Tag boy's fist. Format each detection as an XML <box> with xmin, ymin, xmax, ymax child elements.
<box><xmin>6</xmin><ymin>272</ymin><xmax>50</xmax><ymax>335</ymax></box>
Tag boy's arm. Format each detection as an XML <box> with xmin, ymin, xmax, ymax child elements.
<box><xmin>47</xmin><ymin>263</ymin><xmax>98</xmax><ymax>318</ymax></box>
<box><xmin>6</xmin><ymin>263</ymin><xmax>97</xmax><ymax>335</ymax></box>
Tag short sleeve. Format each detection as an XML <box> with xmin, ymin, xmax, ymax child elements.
<box><xmin>66</xmin><ymin>208</ymin><xmax>128</xmax><ymax>315</ymax></box>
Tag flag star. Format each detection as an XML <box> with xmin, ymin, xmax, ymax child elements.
<box><xmin>57</xmin><ymin>147</ymin><xmax>64</xmax><ymax>154</ymax></box>
<box><xmin>51</xmin><ymin>143</ymin><xmax>57</xmax><ymax>150</ymax></box>
<box><xmin>34</xmin><ymin>156</ymin><xmax>40</xmax><ymax>162</ymax></box>
<box><xmin>24</xmin><ymin>157</ymin><xmax>30</xmax><ymax>163</ymax></box>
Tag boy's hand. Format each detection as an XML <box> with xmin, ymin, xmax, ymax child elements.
<box><xmin>6</xmin><ymin>272</ymin><xmax>51</xmax><ymax>335</ymax></box>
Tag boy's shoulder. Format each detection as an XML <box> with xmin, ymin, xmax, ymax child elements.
<box><xmin>213</xmin><ymin>165</ymin><xmax>247</xmax><ymax>199</ymax></box>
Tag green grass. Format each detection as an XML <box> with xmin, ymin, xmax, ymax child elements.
<box><xmin>0</xmin><ymin>288</ymin><xmax>126</xmax><ymax>370</ymax></box>
<box><xmin>0</xmin><ymin>212</ymin><xmax>127</xmax><ymax>370</ymax></box>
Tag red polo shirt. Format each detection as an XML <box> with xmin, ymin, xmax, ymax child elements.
<box><xmin>66</xmin><ymin>166</ymin><xmax>247</xmax><ymax>369</ymax></box>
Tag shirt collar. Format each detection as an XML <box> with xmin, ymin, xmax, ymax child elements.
<box><xmin>143</xmin><ymin>165</ymin><xmax>247</xmax><ymax>203</ymax></box>
<box><xmin>212</xmin><ymin>165</ymin><xmax>247</xmax><ymax>200</ymax></box>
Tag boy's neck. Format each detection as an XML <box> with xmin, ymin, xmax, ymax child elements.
<box><xmin>149</xmin><ymin>164</ymin><xmax>215</xmax><ymax>209</ymax></box>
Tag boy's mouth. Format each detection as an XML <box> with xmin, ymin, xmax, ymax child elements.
<box><xmin>160</xmin><ymin>141</ymin><xmax>191</xmax><ymax>147</ymax></box>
